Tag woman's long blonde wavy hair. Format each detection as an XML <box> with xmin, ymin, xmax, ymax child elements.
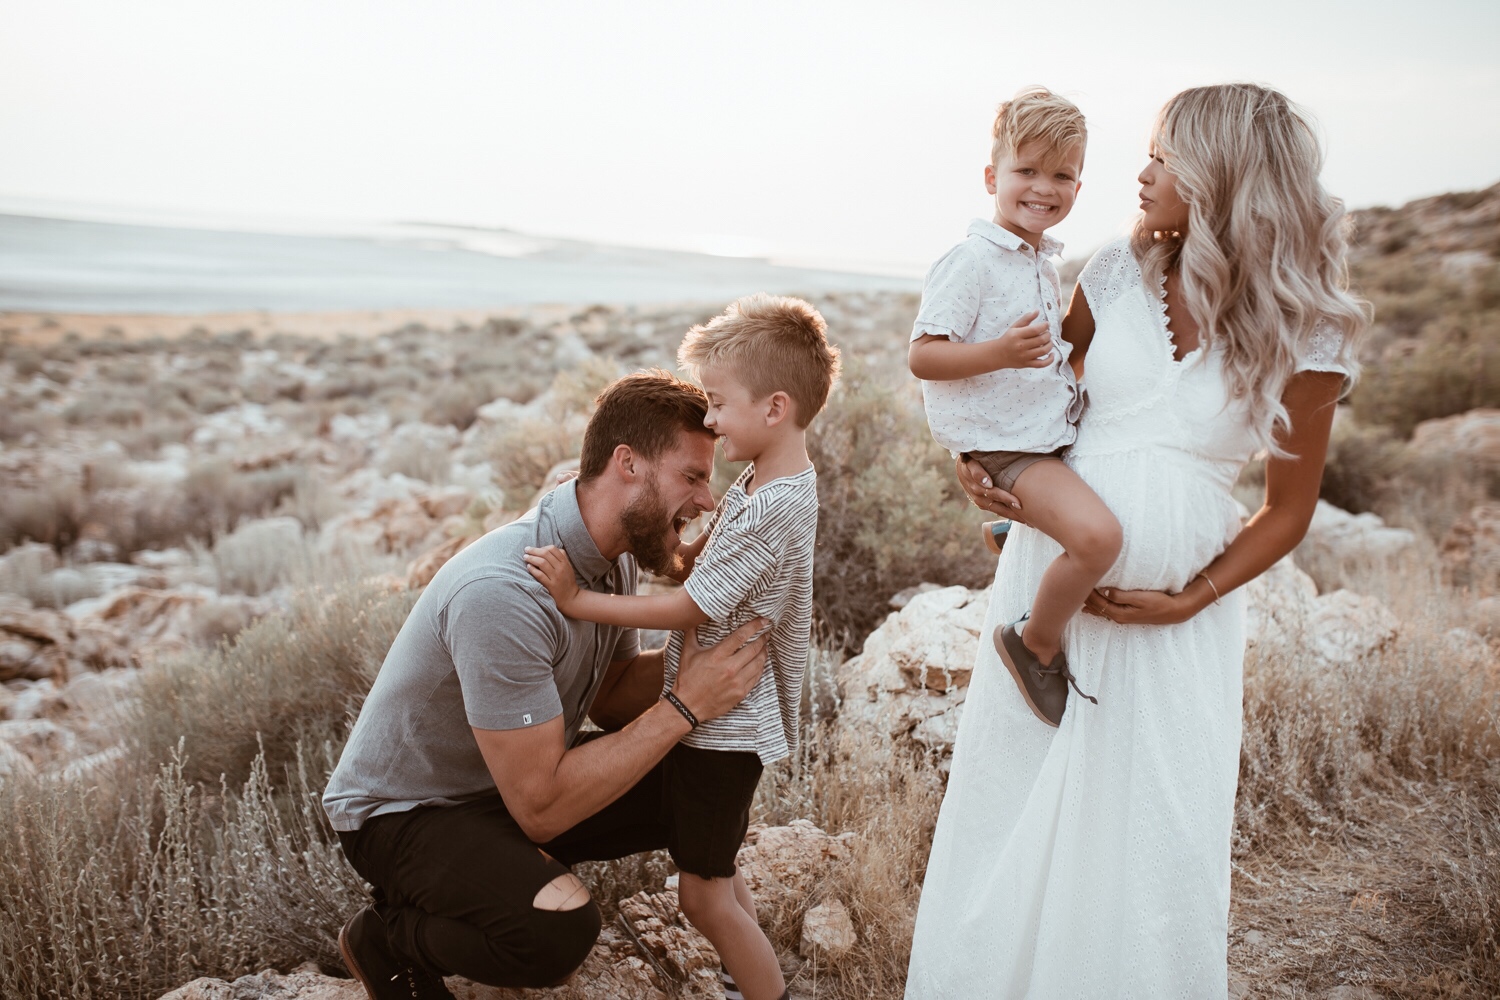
<box><xmin>1132</xmin><ymin>83</ymin><xmax>1367</xmax><ymax>453</ymax></box>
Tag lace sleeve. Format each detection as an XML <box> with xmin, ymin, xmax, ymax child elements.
<box><xmin>1296</xmin><ymin>319</ymin><xmax>1356</xmax><ymax>379</ymax></box>
<box><xmin>1077</xmin><ymin>237</ymin><xmax>1139</xmax><ymax>319</ymax></box>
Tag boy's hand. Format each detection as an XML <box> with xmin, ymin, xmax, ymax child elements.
<box><xmin>664</xmin><ymin>528</ymin><xmax>711</xmax><ymax>583</ymax></box>
<box><xmin>524</xmin><ymin>546</ymin><xmax>582</xmax><ymax>612</ymax></box>
<box><xmin>990</xmin><ymin>311</ymin><xmax>1053</xmax><ymax>370</ymax></box>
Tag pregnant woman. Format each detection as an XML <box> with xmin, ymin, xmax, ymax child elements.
<box><xmin>904</xmin><ymin>83</ymin><xmax>1367</xmax><ymax>999</ymax></box>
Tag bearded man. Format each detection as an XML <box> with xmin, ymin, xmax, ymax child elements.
<box><xmin>323</xmin><ymin>370</ymin><xmax>769</xmax><ymax>998</ymax></box>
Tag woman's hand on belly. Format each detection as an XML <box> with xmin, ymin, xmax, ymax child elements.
<box><xmin>955</xmin><ymin>455</ymin><xmax>1027</xmax><ymax>523</ymax></box>
<box><xmin>1082</xmin><ymin>579</ymin><xmax>1216</xmax><ymax>626</ymax></box>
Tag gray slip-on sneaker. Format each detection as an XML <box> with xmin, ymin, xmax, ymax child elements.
<box><xmin>993</xmin><ymin>619</ymin><xmax>1097</xmax><ymax>727</ymax></box>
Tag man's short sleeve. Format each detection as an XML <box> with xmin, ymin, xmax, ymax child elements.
<box><xmin>683</xmin><ymin>508</ymin><xmax>783</xmax><ymax>623</ymax></box>
<box><xmin>611</xmin><ymin>626</ymin><xmax>641</xmax><ymax>661</ymax></box>
<box><xmin>912</xmin><ymin>241</ymin><xmax>984</xmax><ymax>343</ymax></box>
<box><xmin>443</xmin><ymin>577</ymin><xmax>563</xmax><ymax>731</ymax></box>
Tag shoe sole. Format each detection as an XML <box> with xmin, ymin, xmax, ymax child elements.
<box><xmin>994</xmin><ymin>627</ymin><xmax>1060</xmax><ymax>729</ymax></box>
<box><xmin>338</xmin><ymin>919</ymin><xmax>379</xmax><ymax>999</ymax></box>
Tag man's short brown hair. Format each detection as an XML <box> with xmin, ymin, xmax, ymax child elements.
<box><xmin>578</xmin><ymin>369</ymin><xmax>710</xmax><ymax>483</ymax></box>
<box><xmin>991</xmin><ymin>86</ymin><xmax>1087</xmax><ymax>168</ymax></box>
<box><xmin>676</xmin><ymin>294</ymin><xmax>841</xmax><ymax>429</ymax></box>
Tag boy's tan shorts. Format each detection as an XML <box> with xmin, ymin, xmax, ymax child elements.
<box><xmin>962</xmin><ymin>448</ymin><xmax>1065</xmax><ymax>495</ymax></box>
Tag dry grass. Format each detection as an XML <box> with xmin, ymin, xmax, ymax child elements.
<box><xmin>0</xmin><ymin>743</ymin><xmax>365</xmax><ymax>1000</ymax></box>
<box><xmin>128</xmin><ymin>581</ymin><xmax>417</xmax><ymax>788</ymax></box>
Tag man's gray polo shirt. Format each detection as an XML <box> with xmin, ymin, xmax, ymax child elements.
<box><xmin>323</xmin><ymin>479</ymin><xmax>639</xmax><ymax>832</ymax></box>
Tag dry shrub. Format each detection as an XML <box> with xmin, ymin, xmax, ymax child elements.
<box><xmin>130</xmin><ymin>581</ymin><xmax>417</xmax><ymax>787</ymax></box>
<box><xmin>1238</xmin><ymin>607</ymin><xmax>1499</xmax><ymax>847</ymax></box>
<box><xmin>0</xmin><ymin>743</ymin><xmax>365</xmax><ymax>1000</ymax></box>
<box><xmin>0</xmin><ymin>479</ymin><xmax>85</xmax><ymax>551</ymax></box>
<box><xmin>212</xmin><ymin>518</ymin><xmax>309</xmax><ymax>596</ymax></box>
<box><xmin>422</xmin><ymin>376</ymin><xmax>494</xmax><ymax>430</ymax></box>
<box><xmin>484</xmin><ymin>419</ymin><xmax>579</xmax><ymax>505</ymax></box>
<box><xmin>378</xmin><ymin>433</ymin><xmax>452</xmax><ymax>485</ymax></box>
<box><xmin>808</xmin><ymin>363</ymin><xmax>995</xmax><ymax>649</ymax></box>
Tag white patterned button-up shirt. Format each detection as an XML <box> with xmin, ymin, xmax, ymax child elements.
<box><xmin>911</xmin><ymin>218</ymin><xmax>1084</xmax><ymax>455</ymax></box>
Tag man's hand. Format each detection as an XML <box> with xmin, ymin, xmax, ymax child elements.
<box><xmin>671</xmin><ymin>618</ymin><xmax>769</xmax><ymax>723</ymax></box>
<box><xmin>990</xmin><ymin>310</ymin><xmax>1052</xmax><ymax>370</ymax></box>
<box><xmin>524</xmin><ymin>546</ymin><xmax>582</xmax><ymax>613</ymax></box>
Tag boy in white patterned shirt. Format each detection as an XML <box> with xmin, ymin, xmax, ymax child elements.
<box><xmin>526</xmin><ymin>294</ymin><xmax>838</xmax><ymax>1000</ymax></box>
<box><xmin>909</xmin><ymin>87</ymin><xmax>1121</xmax><ymax>728</ymax></box>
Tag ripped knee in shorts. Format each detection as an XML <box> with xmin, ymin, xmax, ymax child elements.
<box><xmin>532</xmin><ymin>872</ymin><xmax>590</xmax><ymax>911</ymax></box>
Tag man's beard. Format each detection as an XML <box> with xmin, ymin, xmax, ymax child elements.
<box><xmin>620</xmin><ymin>474</ymin><xmax>683</xmax><ymax>577</ymax></box>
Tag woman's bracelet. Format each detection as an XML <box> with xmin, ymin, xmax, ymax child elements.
<box><xmin>663</xmin><ymin>691</ymin><xmax>699</xmax><ymax>729</ymax></box>
<box><xmin>1196</xmin><ymin>571</ymin><xmax>1222</xmax><ymax>606</ymax></box>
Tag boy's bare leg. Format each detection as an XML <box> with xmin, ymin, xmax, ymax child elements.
<box><xmin>1008</xmin><ymin>461</ymin><xmax>1122</xmax><ymax>664</ymax></box>
<box><xmin>679</xmin><ymin>871</ymin><xmax>786</xmax><ymax>1000</ymax></box>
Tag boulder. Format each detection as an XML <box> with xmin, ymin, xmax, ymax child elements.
<box><xmin>406</xmin><ymin>534</ymin><xmax>475</xmax><ymax>590</ymax></box>
<box><xmin>319</xmin><ymin>486</ymin><xmax>474</xmax><ymax>558</ymax></box>
<box><xmin>799</xmin><ymin>900</ymin><xmax>857</xmax><ymax>960</ymax></box>
<box><xmin>1411</xmin><ymin>408</ymin><xmax>1500</xmax><ymax>465</ymax></box>
<box><xmin>0</xmin><ymin>601</ymin><xmax>74</xmax><ymax>682</ymax></box>
<box><xmin>836</xmin><ymin>586</ymin><xmax>984</xmax><ymax>764</ymax></box>
<box><xmin>1296</xmin><ymin>500</ymin><xmax>1417</xmax><ymax>580</ymax></box>
<box><xmin>0</xmin><ymin>718</ymin><xmax>80</xmax><ymax>769</ymax></box>
<box><xmin>1306</xmin><ymin>590</ymin><xmax>1400</xmax><ymax>666</ymax></box>
<box><xmin>1442</xmin><ymin>503</ymin><xmax>1500</xmax><ymax>593</ymax></box>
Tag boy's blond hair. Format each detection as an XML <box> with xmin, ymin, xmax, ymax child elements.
<box><xmin>677</xmin><ymin>294</ymin><xmax>841</xmax><ymax>429</ymax></box>
<box><xmin>992</xmin><ymin>86</ymin><xmax>1087</xmax><ymax>168</ymax></box>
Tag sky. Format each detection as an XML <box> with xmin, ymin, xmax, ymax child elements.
<box><xmin>1</xmin><ymin>0</ymin><xmax>1497</xmax><ymax>275</ymax></box>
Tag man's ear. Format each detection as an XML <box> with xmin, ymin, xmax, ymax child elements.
<box><xmin>611</xmin><ymin>444</ymin><xmax>637</xmax><ymax>480</ymax></box>
<box><xmin>764</xmin><ymin>391</ymin><xmax>792</xmax><ymax>427</ymax></box>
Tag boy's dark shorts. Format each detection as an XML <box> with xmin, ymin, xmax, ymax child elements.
<box><xmin>964</xmin><ymin>447</ymin><xmax>1065</xmax><ymax>495</ymax></box>
<box><xmin>664</xmin><ymin>742</ymin><xmax>763</xmax><ymax>879</ymax></box>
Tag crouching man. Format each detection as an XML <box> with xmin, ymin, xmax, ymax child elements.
<box><xmin>323</xmin><ymin>371</ymin><xmax>768</xmax><ymax>998</ymax></box>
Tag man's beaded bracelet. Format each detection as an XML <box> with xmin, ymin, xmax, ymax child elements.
<box><xmin>663</xmin><ymin>691</ymin><xmax>699</xmax><ymax>729</ymax></box>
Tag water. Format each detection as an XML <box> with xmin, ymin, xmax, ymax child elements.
<box><xmin>0</xmin><ymin>213</ymin><xmax>916</xmax><ymax>314</ymax></box>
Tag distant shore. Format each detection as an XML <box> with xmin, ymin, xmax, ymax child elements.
<box><xmin>0</xmin><ymin>302</ymin><xmax>632</xmax><ymax>346</ymax></box>
<box><xmin>0</xmin><ymin>212</ymin><xmax>918</xmax><ymax>316</ymax></box>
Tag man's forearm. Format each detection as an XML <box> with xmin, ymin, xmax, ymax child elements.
<box><xmin>527</xmin><ymin>700</ymin><xmax>689</xmax><ymax>840</ymax></box>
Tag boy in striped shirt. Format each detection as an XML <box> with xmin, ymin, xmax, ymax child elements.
<box><xmin>526</xmin><ymin>294</ymin><xmax>838</xmax><ymax>1000</ymax></box>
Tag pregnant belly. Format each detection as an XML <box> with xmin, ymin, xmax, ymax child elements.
<box><xmin>1067</xmin><ymin>448</ymin><xmax>1241</xmax><ymax>593</ymax></box>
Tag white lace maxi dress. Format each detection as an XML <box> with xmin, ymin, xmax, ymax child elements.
<box><xmin>904</xmin><ymin>237</ymin><xmax>1349</xmax><ymax>1000</ymax></box>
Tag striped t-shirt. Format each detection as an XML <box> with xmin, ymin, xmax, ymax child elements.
<box><xmin>662</xmin><ymin>463</ymin><xmax>819</xmax><ymax>764</ymax></box>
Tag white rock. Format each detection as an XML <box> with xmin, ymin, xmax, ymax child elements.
<box><xmin>836</xmin><ymin>585</ymin><xmax>985</xmax><ymax>763</ymax></box>
<box><xmin>1297</xmin><ymin>500</ymin><xmax>1417</xmax><ymax>568</ymax></box>
<box><xmin>0</xmin><ymin>718</ymin><xmax>78</xmax><ymax>766</ymax></box>
<box><xmin>328</xmin><ymin>411</ymin><xmax>391</xmax><ymax>444</ymax></box>
<box><xmin>799</xmin><ymin>899</ymin><xmax>857</xmax><ymax>960</ymax></box>
<box><xmin>1307</xmin><ymin>590</ymin><xmax>1400</xmax><ymax>665</ymax></box>
<box><xmin>0</xmin><ymin>541</ymin><xmax>59</xmax><ymax>580</ymax></box>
